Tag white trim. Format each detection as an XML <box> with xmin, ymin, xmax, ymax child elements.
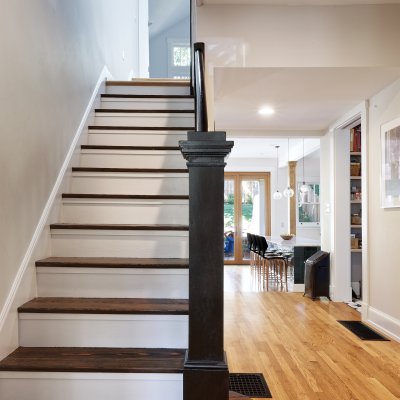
<box><xmin>0</xmin><ymin>66</ymin><xmax>112</xmax><ymax>338</ymax></box>
<box><xmin>292</xmin><ymin>284</ymin><xmax>305</xmax><ymax>293</ymax></box>
<box><xmin>0</xmin><ymin>372</ymin><xmax>183</xmax><ymax>380</ymax></box>
<box><xmin>367</xmin><ymin>306</ymin><xmax>400</xmax><ymax>342</ymax></box>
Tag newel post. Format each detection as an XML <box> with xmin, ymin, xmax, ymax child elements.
<box><xmin>180</xmin><ymin>131</ymin><xmax>234</xmax><ymax>400</ymax></box>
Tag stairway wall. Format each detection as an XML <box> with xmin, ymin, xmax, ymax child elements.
<box><xmin>0</xmin><ymin>0</ymin><xmax>141</xmax><ymax>357</ymax></box>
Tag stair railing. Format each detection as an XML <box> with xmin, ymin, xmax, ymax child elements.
<box><xmin>193</xmin><ymin>42</ymin><xmax>208</xmax><ymax>132</ymax></box>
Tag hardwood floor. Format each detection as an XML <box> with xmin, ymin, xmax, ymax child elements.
<box><xmin>224</xmin><ymin>266</ymin><xmax>400</xmax><ymax>400</ymax></box>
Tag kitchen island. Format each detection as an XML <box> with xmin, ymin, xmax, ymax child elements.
<box><xmin>265</xmin><ymin>236</ymin><xmax>321</xmax><ymax>292</ymax></box>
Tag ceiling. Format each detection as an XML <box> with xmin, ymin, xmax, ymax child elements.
<box><xmin>148</xmin><ymin>0</ymin><xmax>190</xmax><ymax>38</ymax></box>
<box><xmin>214</xmin><ymin>67</ymin><xmax>400</xmax><ymax>133</ymax></box>
<box><xmin>201</xmin><ymin>0</ymin><xmax>400</xmax><ymax>4</ymax></box>
<box><xmin>229</xmin><ymin>137</ymin><xmax>320</xmax><ymax>163</ymax></box>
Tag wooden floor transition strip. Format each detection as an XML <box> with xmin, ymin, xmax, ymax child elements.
<box><xmin>50</xmin><ymin>223</ymin><xmax>189</xmax><ymax>231</ymax></box>
<box><xmin>0</xmin><ymin>347</ymin><xmax>185</xmax><ymax>373</ymax></box>
<box><xmin>35</xmin><ymin>257</ymin><xmax>189</xmax><ymax>269</ymax></box>
<box><xmin>18</xmin><ymin>298</ymin><xmax>188</xmax><ymax>315</ymax></box>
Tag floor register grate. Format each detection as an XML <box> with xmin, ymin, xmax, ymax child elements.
<box><xmin>338</xmin><ymin>320</ymin><xmax>390</xmax><ymax>341</ymax></box>
<box><xmin>229</xmin><ymin>373</ymin><xmax>272</xmax><ymax>398</ymax></box>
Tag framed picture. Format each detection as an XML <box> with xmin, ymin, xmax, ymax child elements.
<box><xmin>381</xmin><ymin>117</ymin><xmax>400</xmax><ymax>208</ymax></box>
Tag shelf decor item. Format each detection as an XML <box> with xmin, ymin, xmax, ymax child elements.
<box><xmin>280</xmin><ymin>233</ymin><xmax>294</xmax><ymax>240</ymax></box>
<box><xmin>381</xmin><ymin>116</ymin><xmax>400</xmax><ymax>208</ymax></box>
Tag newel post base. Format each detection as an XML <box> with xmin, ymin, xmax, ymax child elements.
<box><xmin>180</xmin><ymin>131</ymin><xmax>234</xmax><ymax>400</ymax></box>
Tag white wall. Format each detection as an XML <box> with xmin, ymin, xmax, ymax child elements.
<box><xmin>0</xmin><ymin>0</ymin><xmax>140</xmax><ymax>357</ymax></box>
<box><xmin>149</xmin><ymin>16</ymin><xmax>190</xmax><ymax>78</ymax></box>
<box><xmin>367</xmin><ymin>78</ymin><xmax>400</xmax><ymax>333</ymax></box>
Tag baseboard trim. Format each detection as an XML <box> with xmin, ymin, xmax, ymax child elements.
<box><xmin>367</xmin><ymin>306</ymin><xmax>400</xmax><ymax>342</ymax></box>
<box><xmin>0</xmin><ymin>66</ymin><xmax>112</xmax><ymax>351</ymax></box>
<box><xmin>292</xmin><ymin>284</ymin><xmax>305</xmax><ymax>293</ymax></box>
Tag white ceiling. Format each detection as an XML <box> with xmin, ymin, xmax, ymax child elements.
<box><xmin>201</xmin><ymin>0</ymin><xmax>400</xmax><ymax>4</ymax></box>
<box><xmin>148</xmin><ymin>0</ymin><xmax>190</xmax><ymax>38</ymax></box>
<box><xmin>214</xmin><ymin>67</ymin><xmax>400</xmax><ymax>133</ymax></box>
<box><xmin>229</xmin><ymin>137</ymin><xmax>320</xmax><ymax>164</ymax></box>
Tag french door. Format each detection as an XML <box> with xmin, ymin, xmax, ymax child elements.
<box><xmin>224</xmin><ymin>172</ymin><xmax>271</xmax><ymax>265</ymax></box>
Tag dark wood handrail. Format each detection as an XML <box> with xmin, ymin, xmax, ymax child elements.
<box><xmin>193</xmin><ymin>42</ymin><xmax>208</xmax><ymax>132</ymax></box>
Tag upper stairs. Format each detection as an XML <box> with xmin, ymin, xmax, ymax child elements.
<box><xmin>0</xmin><ymin>79</ymin><xmax>193</xmax><ymax>400</ymax></box>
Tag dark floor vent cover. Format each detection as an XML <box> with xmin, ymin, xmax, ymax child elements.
<box><xmin>229</xmin><ymin>373</ymin><xmax>272</xmax><ymax>398</ymax></box>
<box><xmin>338</xmin><ymin>320</ymin><xmax>390</xmax><ymax>341</ymax></box>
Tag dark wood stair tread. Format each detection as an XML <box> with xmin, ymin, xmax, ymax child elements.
<box><xmin>50</xmin><ymin>223</ymin><xmax>189</xmax><ymax>231</ymax></box>
<box><xmin>81</xmin><ymin>145</ymin><xmax>180</xmax><ymax>151</ymax></box>
<box><xmin>18</xmin><ymin>297</ymin><xmax>188</xmax><ymax>315</ymax></box>
<box><xmin>88</xmin><ymin>125</ymin><xmax>194</xmax><ymax>131</ymax></box>
<box><xmin>106</xmin><ymin>80</ymin><xmax>190</xmax><ymax>87</ymax></box>
<box><xmin>95</xmin><ymin>109</ymin><xmax>194</xmax><ymax>113</ymax></box>
<box><xmin>62</xmin><ymin>194</ymin><xmax>189</xmax><ymax>200</ymax></box>
<box><xmin>35</xmin><ymin>257</ymin><xmax>189</xmax><ymax>269</ymax></box>
<box><xmin>101</xmin><ymin>94</ymin><xmax>194</xmax><ymax>99</ymax></box>
<box><xmin>0</xmin><ymin>347</ymin><xmax>185</xmax><ymax>373</ymax></box>
<box><xmin>72</xmin><ymin>167</ymin><xmax>188</xmax><ymax>173</ymax></box>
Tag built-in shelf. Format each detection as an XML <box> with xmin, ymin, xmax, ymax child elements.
<box><xmin>350</xmin><ymin>176</ymin><xmax>362</xmax><ymax>179</ymax></box>
<box><xmin>351</xmin><ymin>249</ymin><xmax>362</xmax><ymax>253</ymax></box>
<box><xmin>350</xmin><ymin>152</ymin><xmax>361</xmax><ymax>156</ymax></box>
<box><xmin>351</xmin><ymin>225</ymin><xmax>362</xmax><ymax>228</ymax></box>
<box><xmin>351</xmin><ymin>200</ymin><xmax>362</xmax><ymax>204</ymax></box>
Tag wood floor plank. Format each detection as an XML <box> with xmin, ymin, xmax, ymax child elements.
<box><xmin>35</xmin><ymin>257</ymin><xmax>189</xmax><ymax>269</ymax></box>
<box><xmin>224</xmin><ymin>266</ymin><xmax>400</xmax><ymax>400</ymax></box>
<box><xmin>18</xmin><ymin>297</ymin><xmax>188</xmax><ymax>315</ymax></box>
<box><xmin>0</xmin><ymin>347</ymin><xmax>185</xmax><ymax>373</ymax></box>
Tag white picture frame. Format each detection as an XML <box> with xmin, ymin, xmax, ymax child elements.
<box><xmin>381</xmin><ymin>116</ymin><xmax>400</xmax><ymax>208</ymax></box>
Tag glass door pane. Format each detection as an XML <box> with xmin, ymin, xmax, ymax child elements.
<box><xmin>241</xmin><ymin>179</ymin><xmax>266</xmax><ymax>260</ymax></box>
<box><xmin>224</xmin><ymin>179</ymin><xmax>235</xmax><ymax>261</ymax></box>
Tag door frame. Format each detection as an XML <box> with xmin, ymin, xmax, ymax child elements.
<box><xmin>224</xmin><ymin>172</ymin><xmax>271</xmax><ymax>265</ymax></box>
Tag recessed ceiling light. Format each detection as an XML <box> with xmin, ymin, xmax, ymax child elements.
<box><xmin>258</xmin><ymin>106</ymin><xmax>275</xmax><ymax>116</ymax></box>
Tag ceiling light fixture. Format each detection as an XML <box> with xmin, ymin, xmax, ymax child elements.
<box><xmin>273</xmin><ymin>145</ymin><xmax>283</xmax><ymax>200</ymax></box>
<box><xmin>258</xmin><ymin>106</ymin><xmax>275</xmax><ymax>116</ymax></box>
<box><xmin>283</xmin><ymin>137</ymin><xmax>294</xmax><ymax>198</ymax></box>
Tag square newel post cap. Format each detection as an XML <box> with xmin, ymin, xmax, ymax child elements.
<box><xmin>179</xmin><ymin>131</ymin><xmax>234</xmax><ymax>167</ymax></box>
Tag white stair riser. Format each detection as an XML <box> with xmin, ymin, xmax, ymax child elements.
<box><xmin>19</xmin><ymin>314</ymin><xmax>188</xmax><ymax>348</ymax></box>
<box><xmin>101</xmin><ymin>98</ymin><xmax>193</xmax><ymax>110</ymax></box>
<box><xmin>106</xmin><ymin>84</ymin><xmax>190</xmax><ymax>95</ymax></box>
<box><xmin>88</xmin><ymin>132</ymin><xmax>187</xmax><ymax>146</ymax></box>
<box><xmin>0</xmin><ymin>372</ymin><xmax>182</xmax><ymax>400</ymax></box>
<box><xmin>70</xmin><ymin>174</ymin><xmax>188</xmax><ymax>195</ymax></box>
<box><xmin>79</xmin><ymin>151</ymin><xmax>187</xmax><ymax>169</ymax></box>
<box><xmin>61</xmin><ymin>201</ymin><xmax>189</xmax><ymax>225</ymax></box>
<box><xmin>51</xmin><ymin>231</ymin><xmax>189</xmax><ymax>258</ymax></box>
<box><xmin>94</xmin><ymin>114</ymin><xmax>194</xmax><ymax>128</ymax></box>
<box><xmin>37</xmin><ymin>268</ymin><xmax>188</xmax><ymax>298</ymax></box>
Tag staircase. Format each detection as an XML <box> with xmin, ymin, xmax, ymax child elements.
<box><xmin>0</xmin><ymin>80</ymin><xmax>194</xmax><ymax>400</ymax></box>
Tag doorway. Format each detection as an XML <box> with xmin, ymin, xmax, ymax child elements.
<box><xmin>224</xmin><ymin>172</ymin><xmax>271</xmax><ymax>265</ymax></box>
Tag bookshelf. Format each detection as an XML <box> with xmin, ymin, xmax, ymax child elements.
<box><xmin>350</xmin><ymin>124</ymin><xmax>362</xmax><ymax>300</ymax></box>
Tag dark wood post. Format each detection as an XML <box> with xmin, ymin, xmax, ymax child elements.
<box><xmin>180</xmin><ymin>131</ymin><xmax>234</xmax><ymax>400</ymax></box>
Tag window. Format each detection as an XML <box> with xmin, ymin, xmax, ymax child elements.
<box><xmin>297</xmin><ymin>182</ymin><xmax>320</xmax><ymax>226</ymax></box>
<box><xmin>168</xmin><ymin>40</ymin><xmax>190</xmax><ymax>79</ymax></box>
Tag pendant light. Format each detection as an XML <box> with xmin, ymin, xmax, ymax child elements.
<box><xmin>283</xmin><ymin>138</ymin><xmax>295</xmax><ymax>198</ymax></box>
<box><xmin>300</xmin><ymin>138</ymin><xmax>309</xmax><ymax>194</ymax></box>
<box><xmin>273</xmin><ymin>145</ymin><xmax>283</xmax><ymax>200</ymax></box>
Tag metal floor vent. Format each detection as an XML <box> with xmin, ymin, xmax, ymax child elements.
<box><xmin>229</xmin><ymin>373</ymin><xmax>272</xmax><ymax>398</ymax></box>
<box><xmin>338</xmin><ymin>320</ymin><xmax>390</xmax><ymax>341</ymax></box>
